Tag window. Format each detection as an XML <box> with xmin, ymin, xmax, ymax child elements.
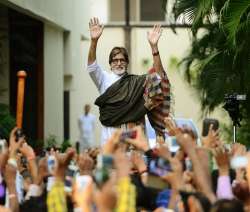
<box><xmin>109</xmin><ymin>0</ymin><xmax>125</xmax><ymax>22</ymax></box>
<box><xmin>109</xmin><ymin>0</ymin><xmax>165</xmax><ymax>23</ymax></box>
<box><xmin>140</xmin><ymin>0</ymin><xmax>165</xmax><ymax>21</ymax></box>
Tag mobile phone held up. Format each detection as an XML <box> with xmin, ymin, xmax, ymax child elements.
<box><xmin>94</xmin><ymin>155</ymin><xmax>113</xmax><ymax>188</ymax></box>
<box><xmin>47</xmin><ymin>155</ymin><xmax>57</xmax><ymax>175</ymax></box>
<box><xmin>146</xmin><ymin>157</ymin><xmax>170</xmax><ymax>190</ymax></box>
<box><xmin>202</xmin><ymin>118</ymin><xmax>219</xmax><ymax>137</ymax></box>
<box><xmin>120</xmin><ymin>130</ymin><xmax>137</xmax><ymax>141</ymax></box>
<box><xmin>148</xmin><ymin>157</ymin><xmax>171</xmax><ymax>177</ymax></box>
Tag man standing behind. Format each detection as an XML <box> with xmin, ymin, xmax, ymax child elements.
<box><xmin>78</xmin><ymin>104</ymin><xmax>96</xmax><ymax>150</ymax></box>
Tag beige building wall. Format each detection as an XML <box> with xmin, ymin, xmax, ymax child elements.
<box><xmin>2</xmin><ymin>0</ymin><xmax>73</xmax><ymax>30</ymax></box>
<box><xmin>44</xmin><ymin>24</ymin><xmax>64</xmax><ymax>141</ymax></box>
<box><xmin>1</xmin><ymin>0</ymin><xmax>96</xmax><ymax>144</ymax></box>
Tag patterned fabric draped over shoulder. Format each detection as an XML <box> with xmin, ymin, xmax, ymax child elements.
<box><xmin>144</xmin><ymin>68</ymin><xmax>171</xmax><ymax>136</ymax></box>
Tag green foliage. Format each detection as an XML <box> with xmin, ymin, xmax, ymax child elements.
<box><xmin>162</xmin><ymin>0</ymin><xmax>250</xmax><ymax>144</ymax></box>
<box><xmin>0</xmin><ymin>103</ymin><xmax>72</xmax><ymax>152</ymax></box>
<box><xmin>0</xmin><ymin>104</ymin><xmax>15</xmax><ymax>139</ymax></box>
<box><xmin>61</xmin><ymin>139</ymin><xmax>72</xmax><ymax>153</ymax></box>
<box><xmin>169</xmin><ymin>56</ymin><xmax>181</xmax><ymax>70</ymax></box>
<box><xmin>27</xmin><ymin>138</ymin><xmax>44</xmax><ymax>154</ymax></box>
<box><xmin>235</xmin><ymin>118</ymin><xmax>250</xmax><ymax>148</ymax></box>
<box><xmin>45</xmin><ymin>134</ymin><xmax>59</xmax><ymax>149</ymax></box>
<box><xmin>44</xmin><ymin>135</ymin><xmax>72</xmax><ymax>152</ymax></box>
<box><xmin>220</xmin><ymin>0</ymin><xmax>250</xmax><ymax>47</ymax></box>
<box><xmin>221</xmin><ymin>115</ymin><xmax>250</xmax><ymax>148</ymax></box>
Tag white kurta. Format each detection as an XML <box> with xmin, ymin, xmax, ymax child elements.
<box><xmin>87</xmin><ymin>61</ymin><xmax>122</xmax><ymax>145</ymax></box>
<box><xmin>78</xmin><ymin>113</ymin><xmax>96</xmax><ymax>149</ymax></box>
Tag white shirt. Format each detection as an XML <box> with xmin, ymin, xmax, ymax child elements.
<box><xmin>79</xmin><ymin>113</ymin><xmax>95</xmax><ymax>139</ymax></box>
<box><xmin>87</xmin><ymin>61</ymin><xmax>122</xmax><ymax>145</ymax></box>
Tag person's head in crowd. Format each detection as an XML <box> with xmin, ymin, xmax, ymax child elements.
<box><xmin>178</xmin><ymin>191</ymin><xmax>211</xmax><ymax>212</ymax></box>
<box><xmin>210</xmin><ymin>199</ymin><xmax>244</xmax><ymax>212</ymax></box>
<box><xmin>84</xmin><ymin>104</ymin><xmax>91</xmax><ymax>115</ymax></box>
<box><xmin>77</xmin><ymin>152</ymin><xmax>94</xmax><ymax>176</ymax></box>
<box><xmin>109</xmin><ymin>47</ymin><xmax>129</xmax><ymax>76</ymax></box>
<box><xmin>232</xmin><ymin>179</ymin><xmax>250</xmax><ymax>202</ymax></box>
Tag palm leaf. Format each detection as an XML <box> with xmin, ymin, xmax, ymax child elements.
<box><xmin>172</xmin><ymin>0</ymin><xmax>215</xmax><ymax>34</ymax></box>
<box><xmin>220</xmin><ymin>0</ymin><xmax>250</xmax><ymax>47</ymax></box>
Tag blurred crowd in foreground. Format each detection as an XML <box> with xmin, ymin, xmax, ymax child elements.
<box><xmin>0</xmin><ymin>116</ymin><xmax>250</xmax><ymax>212</ymax></box>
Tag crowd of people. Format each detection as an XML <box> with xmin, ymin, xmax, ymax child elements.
<box><xmin>0</xmin><ymin>117</ymin><xmax>250</xmax><ymax>212</ymax></box>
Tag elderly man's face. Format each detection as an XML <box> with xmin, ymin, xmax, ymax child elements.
<box><xmin>110</xmin><ymin>53</ymin><xmax>128</xmax><ymax>76</ymax></box>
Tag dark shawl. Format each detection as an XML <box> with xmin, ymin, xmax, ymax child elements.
<box><xmin>95</xmin><ymin>74</ymin><xmax>147</xmax><ymax>126</ymax></box>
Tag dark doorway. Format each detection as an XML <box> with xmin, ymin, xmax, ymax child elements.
<box><xmin>9</xmin><ymin>9</ymin><xmax>44</xmax><ymax>141</ymax></box>
<box><xmin>64</xmin><ymin>91</ymin><xmax>70</xmax><ymax>140</ymax></box>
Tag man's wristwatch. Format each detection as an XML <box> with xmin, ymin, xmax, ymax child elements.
<box><xmin>153</xmin><ymin>51</ymin><xmax>159</xmax><ymax>56</ymax></box>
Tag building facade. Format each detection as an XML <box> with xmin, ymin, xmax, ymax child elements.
<box><xmin>0</xmin><ymin>0</ymin><xmax>228</xmax><ymax>146</ymax></box>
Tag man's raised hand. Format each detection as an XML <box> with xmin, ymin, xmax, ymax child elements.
<box><xmin>89</xmin><ymin>17</ymin><xmax>104</xmax><ymax>41</ymax></box>
<box><xmin>147</xmin><ymin>24</ymin><xmax>162</xmax><ymax>47</ymax></box>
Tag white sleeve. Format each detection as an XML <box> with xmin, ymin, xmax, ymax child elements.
<box><xmin>87</xmin><ymin>60</ymin><xmax>105</xmax><ymax>92</ymax></box>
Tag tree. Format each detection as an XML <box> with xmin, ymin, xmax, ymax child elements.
<box><xmin>162</xmin><ymin>0</ymin><xmax>250</xmax><ymax>144</ymax></box>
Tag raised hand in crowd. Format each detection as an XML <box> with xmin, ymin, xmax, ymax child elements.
<box><xmin>19</xmin><ymin>142</ymin><xmax>37</xmax><ymax>182</ymax></box>
<box><xmin>154</xmin><ymin>143</ymin><xmax>171</xmax><ymax>161</ymax></box>
<box><xmin>94</xmin><ymin>178</ymin><xmax>117</xmax><ymax>212</ymax></box>
<box><xmin>213</xmin><ymin>146</ymin><xmax>230</xmax><ymax>176</ymax></box>
<box><xmin>87</xmin><ymin>147</ymin><xmax>100</xmax><ymax>163</ymax></box>
<box><xmin>102</xmin><ymin>129</ymin><xmax>122</xmax><ymax>155</ymax></box>
<box><xmin>162</xmin><ymin>156</ymin><xmax>184</xmax><ymax>209</ymax></box>
<box><xmin>114</xmin><ymin>147</ymin><xmax>131</xmax><ymax>179</ymax></box>
<box><xmin>54</xmin><ymin>147</ymin><xmax>76</xmax><ymax>180</ymax></box>
<box><xmin>4</xmin><ymin>163</ymin><xmax>19</xmax><ymax>212</ymax></box>
<box><xmin>77</xmin><ymin>152</ymin><xmax>94</xmax><ymax>176</ymax></box>
<box><xmin>130</xmin><ymin>151</ymin><xmax>147</xmax><ymax>174</ymax></box>
<box><xmin>176</xmin><ymin>131</ymin><xmax>216</xmax><ymax>203</ymax></box>
<box><xmin>126</xmin><ymin>126</ymin><xmax>150</xmax><ymax>152</ymax></box>
<box><xmin>9</xmin><ymin>127</ymin><xmax>25</xmax><ymax>158</ymax></box>
<box><xmin>162</xmin><ymin>157</ymin><xmax>183</xmax><ymax>191</ymax></box>
<box><xmin>0</xmin><ymin>142</ymin><xmax>8</xmax><ymax>171</ymax></box>
<box><xmin>164</xmin><ymin>116</ymin><xmax>179</xmax><ymax>136</ymax></box>
<box><xmin>202</xmin><ymin>124</ymin><xmax>220</xmax><ymax>149</ymax></box>
<box><xmin>19</xmin><ymin>142</ymin><xmax>35</xmax><ymax>159</ymax></box>
<box><xmin>231</xmin><ymin>143</ymin><xmax>247</xmax><ymax>157</ymax></box>
<box><xmin>35</xmin><ymin>157</ymin><xmax>49</xmax><ymax>185</ymax></box>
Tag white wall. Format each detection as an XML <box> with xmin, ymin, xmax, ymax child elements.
<box><xmin>3</xmin><ymin>0</ymin><xmax>72</xmax><ymax>30</ymax></box>
<box><xmin>89</xmin><ymin>0</ymin><xmax>108</xmax><ymax>23</ymax></box>
<box><xmin>44</xmin><ymin>24</ymin><xmax>64</xmax><ymax>142</ymax></box>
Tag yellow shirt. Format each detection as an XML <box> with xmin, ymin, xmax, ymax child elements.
<box><xmin>47</xmin><ymin>180</ymin><xmax>67</xmax><ymax>212</ymax></box>
<box><xmin>116</xmin><ymin>177</ymin><xmax>136</xmax><ymax>212</ymax></box>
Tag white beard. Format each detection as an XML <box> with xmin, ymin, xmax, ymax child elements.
<box><xmin>112</xmin><ymin>68</ymin><xmax>126</xmax><ymax>76</ymax></box>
